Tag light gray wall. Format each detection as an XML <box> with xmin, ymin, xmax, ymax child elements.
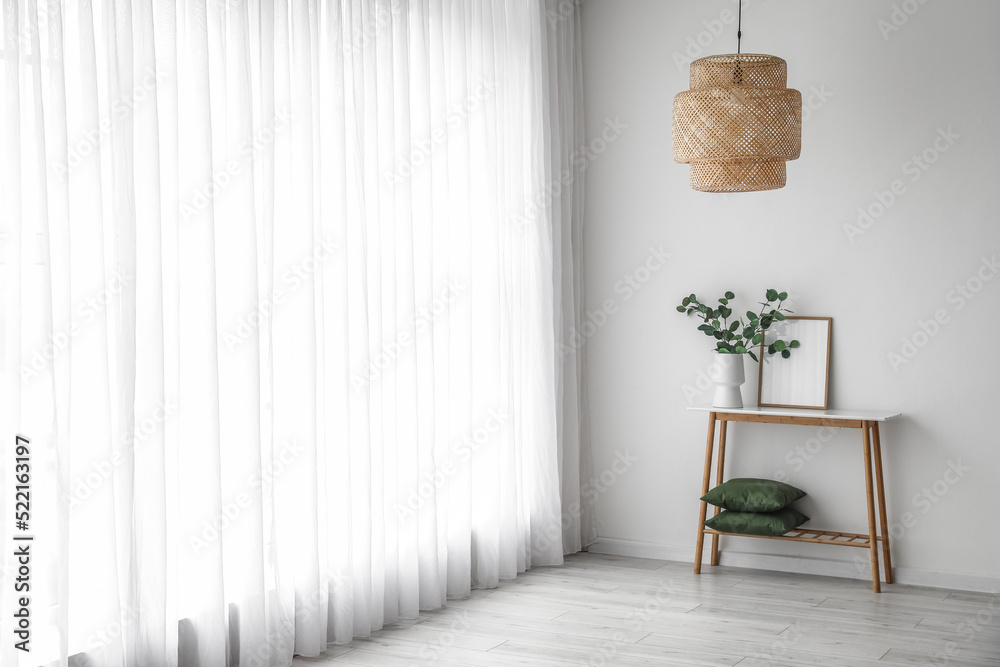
<box><xmin>581</xmin><ymin>0</ymin><xmax>1000</xmax><ymax>588</ymax></box>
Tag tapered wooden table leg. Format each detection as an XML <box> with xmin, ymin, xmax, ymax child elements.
<box><xmin>861</xmin><ymin>421</ymin><xmax>882</xmax><ymax>593</ymax></box>
<box><xmin>872</xmin><ymin>422</ymin><xmax>893</xmax><ymax>584</ymax></box>
<box><xmin>710</xmin><ymin>420</ymin><xmax>728</xmax><ymax>566</ymax></box>
<box><xmin>695</xmin><ymin>412</ymin><xmax>717</xmax><ymax>574</ymax></box>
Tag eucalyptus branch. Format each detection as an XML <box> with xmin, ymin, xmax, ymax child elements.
<box><xmin>676</xmin><ymin>289</ymin><xmax>800</xmax><ymax>362</ymax></box>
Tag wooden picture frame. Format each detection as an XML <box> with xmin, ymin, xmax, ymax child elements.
<box><xmin>757</xmin><ymin>316</ymin><xmax>832</xmax><ymax>410</ymax></box>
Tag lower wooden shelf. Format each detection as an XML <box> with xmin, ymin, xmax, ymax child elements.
<box><xmin>703</xmin><ymin>527</ymin><xmax>889</xmax><ymax>548</ymax></box>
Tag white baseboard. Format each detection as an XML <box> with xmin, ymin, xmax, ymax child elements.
<box><xmin>588</xmin><ymin>537</ymin><xmax>1000</xmax><ymax>594</ymax></box>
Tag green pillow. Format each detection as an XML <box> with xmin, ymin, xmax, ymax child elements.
<box><xmin>704</xmin><ymin>507</ymin><xmax>809</xmax><ymax>537</ymax></box>
<box><xmin>701</xmin><ymin>478</ymin><xmax>806</xmax><ymax>512</ymax></box>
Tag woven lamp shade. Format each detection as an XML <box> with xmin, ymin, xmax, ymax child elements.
<box><xmin>673</xmin><ymin>54</ymin><xmax>802</xmax><ymax>193</ymax></box>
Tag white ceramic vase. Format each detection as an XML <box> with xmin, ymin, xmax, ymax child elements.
<box><xmin>710</xmin><ymin>353</ymin><xmax>746</xmax><ymax>409</ymax></box>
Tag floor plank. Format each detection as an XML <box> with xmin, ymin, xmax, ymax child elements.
<box><xmin>292</xmin><ymin>553</ymin><xmax>1000</xmax><ymax>667</ymax></box>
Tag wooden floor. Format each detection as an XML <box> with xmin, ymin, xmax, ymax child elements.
<box><xmin>293</xmin><ymin>552</ymin><xmax>1000</xmax><ymax>666</ymax></box>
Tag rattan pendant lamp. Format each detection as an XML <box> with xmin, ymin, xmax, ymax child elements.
<box><xmin>672</xmin><ymin>0</ymin><xmax>802</xmax><ymax>192</ymax></box>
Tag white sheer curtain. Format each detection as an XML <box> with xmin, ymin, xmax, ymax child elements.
<box><xmin>0</xmin><ymin>0</ymin><xmax>591</xmax><ymax>665</ymax></box>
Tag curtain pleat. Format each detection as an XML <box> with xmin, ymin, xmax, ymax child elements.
<box><xmin>0</xmin><ymin>1</ymin><xmax>592</xmax><ymax>665</ymax></box>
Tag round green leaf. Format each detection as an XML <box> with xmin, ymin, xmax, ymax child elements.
<box><xmin>766</xmin><ymin>288</ymin><xmax>778</xmax><ymax>301</ymax></box>
<box><xmin>773</xmin><ymin>340</ymin><xmax>786</xmax><ymax>352</ymax></box>
<box><xmin>752</xmin><ymin>333</ymin><xmax>764</xmax><ymax>345</ymax></box>
<box><xmin>789</xmin><ymin>340</ymin><xmax>800</xmax><ymax>348</ymax></box>
<box><xmin>778</xmin><ymin>291</ymin><xmax>788</xmax><ymax>301</ymax></box>
<box><xmin>735</xmin><ymin>345</ymin><xmax>747</xmax><ymax>354</ymax></box>
<box><xmin>725</xmin><ymin>291</ymin><xmax>735</xmax><ymax>299</ymax></box>
<box><xmin>676</xmin><ymin>305</ymin><xmax>686</xmax><ymax>312</ymax></box>
<box><xmin>682</xmin><ymin>297</ymin><xmax>691</xmax><ymax>306</ymax></box>
<box><xmin>781</xmin><ymin>349</ymin><xmax>791</xmax><ymax>359</ymax></box>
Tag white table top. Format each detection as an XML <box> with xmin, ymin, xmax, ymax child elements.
<box><xmin>687</xmin><ymin>405</ymin><xmax>901</xmax><ymax>422</ymax></box>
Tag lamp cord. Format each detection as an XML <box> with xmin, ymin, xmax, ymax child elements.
<box><xmin>737</xmin><ymin>0</ymin><xmax>743</xmax><ymax>54</ymax></box>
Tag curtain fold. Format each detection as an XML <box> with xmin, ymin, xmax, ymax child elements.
<box><xmin>0</xmin><ymin>1</ymin><xmax>591</xmax><ymax>665</ymax></box>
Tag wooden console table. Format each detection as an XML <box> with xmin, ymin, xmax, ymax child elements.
<box><xmin>689</xmin><ymin>406</ymin><xmax>900</xmax><ymax>593</ymax></box>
